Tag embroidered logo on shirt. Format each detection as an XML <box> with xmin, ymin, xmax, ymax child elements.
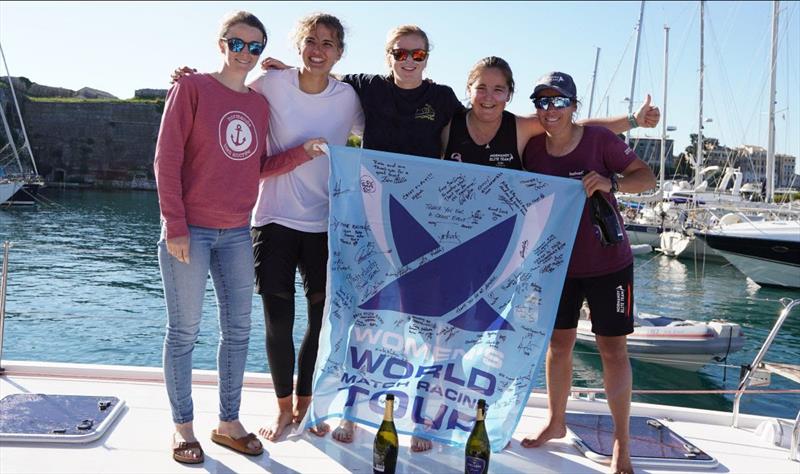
<box><xmin>218</xmin><ymin>111</ymin><xmax>258</xmax><ymax>161</ymax></box>
<box><xmin>414</xmin><ymin>104</ymin><xmax>436</xmax><ymax>121</ymax></box>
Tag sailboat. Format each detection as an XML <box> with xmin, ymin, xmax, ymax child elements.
<box><xmin>0</xmin><ymin>40</ymin><xmax>43</xmax><ymax>207</ymax></box>
<box><xmin>624</xmin><ymin>1</ymin><xmax>799</xmax><ymax>263</ymax></box>
<box><xmin>693</xmin><ymin>2</ymin><xmax>800</xmax><ymax>289</ymax></box>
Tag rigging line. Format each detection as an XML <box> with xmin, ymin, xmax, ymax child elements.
<box><xmin>667</xmin><ymin>4</ymin><xmax>698</xmax><ymax>93</ymax></box>
<box><xmin>715</xmin><ymin>1</ymin><xmax>752</xmax><ymax>144</ymax></box>
<box><xmin>737</xmin><ymin>10</ymin><xmax>778</xmax><ymax>151</ymax></box>
<box><xmin>705</xmin><ymin>13</ymin><xmax>744</xmax><ymax>149</ymax></box>
<box><xmin>593</xmin><ymin>27</ymin><xmax>636</xmax><ymax>118</ymax></box>
<box><xmin>555</xmin><ymin>388</ymin><xmax>800</xmax><ymax>395</ymax></box>
<box><xmin>778</xmin><ymin>3</ymin><xmax>798</xmax><ymax>161</ymax></box>
<box><xmin>639</xmin><ymin>23</ymin><xmax>657</xmax><ymax>115</ymax></box>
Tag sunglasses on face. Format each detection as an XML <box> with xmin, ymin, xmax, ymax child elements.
<box><xmin>532</xmin><ymin>96</ymin><xmax>574</xmax><ymax>110</ymax></box>
<box><xmin>389</xmin><ymin>48</ymin><xmax>428</xmax><ymax>62</ymax></box>
<box><xmin>221</xmin><ymin>37</ymin><xmax>265</xmax><ymax>56</ymax></box>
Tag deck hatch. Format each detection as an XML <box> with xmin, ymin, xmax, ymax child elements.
<box><xmin>0</xmin><ymin>394</ymin><xmax>125</xmax><ymax>443</ymax></box>
<box><xmin>566</xmin><ymin>413</ymin><xmax>719</xmax><ymax>469</ymax></box>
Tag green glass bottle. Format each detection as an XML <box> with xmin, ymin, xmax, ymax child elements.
<box><xmin>465</xmin><ymin>399</ymin><xmax>490</xmax><ymax>474</ymax></box>
<box><xmin>373</xmin><ymin>394</ymin><xmax>398</xmax><ymax>474</ymax></box>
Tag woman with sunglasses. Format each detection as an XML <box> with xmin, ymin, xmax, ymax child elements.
<box><xmin>341</xmin><ymin>25</ymin><xmax>460</xmax><ymax>451</ymax></box>
<box><xmin>248</xmin><ymin>13</ymin><xmax>364</xmax><ymax>443</ymax></box>
<box><xmin>262</xmin><ymin>24</ymin><xmax>461</xmax><ymax>452</ymax></box>
<box><xmin>172</xmin><ymin>13</ymin><xmax>363</xmax><ymax>443</ymax></box>
<box><xmin>442</xmin><ymin>56</ymin><xmax>660</xmax><ymax>169</ymax></box>
<box><xmin>155</xmin><ymin>11</ymin><xmax>327</xmax><ymax>464</ymax></box>
<box><xmin>520</xmin><ymin>72</ymin><xmax>656</xmax><ymax>474</ymax></box>
<box><xmin>262</xmin><ymin>24</ymin><xmax>461</xmax><ymax>160</ymax></box>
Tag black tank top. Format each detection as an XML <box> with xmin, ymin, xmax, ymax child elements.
<box><xmin>443</xmin><ymin>110</ymin><xmax>522</xmax><ymax>170</ymax></box>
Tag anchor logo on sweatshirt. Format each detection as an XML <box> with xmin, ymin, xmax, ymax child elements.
<box><xmin>356</xmin><ymin>167</ymin><xmax>556</xmax><ymax>332</ymax></box>
<box><xmin>218</xmin><ymin>111</ymin><xmax>258</xmax><ymax>161</ymax></box>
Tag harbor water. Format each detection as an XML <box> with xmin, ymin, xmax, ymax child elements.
<box><xmin>1</xmin><ymin>189</ymin><xmax>798</xmax><ymax>420</ymax></box>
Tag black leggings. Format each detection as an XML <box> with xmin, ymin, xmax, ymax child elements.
<box><xmin>251</xmin><ymin>224</ymin><xmax>329</xmax><ymax>399</ymax></box>
<box><xmin>262</xmin><ymin>293</ymin><xmax>324</xmax><ymax>398</ymax></box>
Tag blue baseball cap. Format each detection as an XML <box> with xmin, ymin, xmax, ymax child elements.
<box><xmin>530</xmin><ymin>71</ymin><xmax>577</xmax><ymax>99</ymax></box>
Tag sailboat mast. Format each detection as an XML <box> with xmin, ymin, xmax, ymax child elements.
<box><xmin>660</xmin><ymin>26</ymin><xmax>670</xmax><ymax>189</ymax></box>
<box><xmin>0</xmin><ymin>40</ymin><xmax>38</xmax><ymax>176</ymax></box>
<box><xmin>588</xmin><ymin>47</ymin><xmax>601</xmax><ymax>119</ymax></box>
<box><xmin>766</xmin><ymin>0</ymin><xmax>779</xmax><ymax>203</ymax></box>
<box><xmin>696</xmin><ymin>0</ymin><xmax>704</xmax><ymax>189</ymax></box>
<box><xmin>0</xmin><ymin>87</ymin><xmax>22</xmax><ymax>173</ymax></box>
<box><xmin>625</xmin><ymin>0</ymin><xmax>645</xmax><ymax>144</ymax></box>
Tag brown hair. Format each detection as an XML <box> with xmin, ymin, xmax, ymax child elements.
<box><xmin>466</xmin><ymin>56</ymin><xmax>515</xmax><ymax>99</ymax></box>
<box><xmin>219</xmin><ymin>11</ymin><xmax>267</xmax><ymax>45</ymax></box>
<box><xmin>291</xmin><ymin>13</ymin><xmax>346</xmax><ymax>52</ymax></box>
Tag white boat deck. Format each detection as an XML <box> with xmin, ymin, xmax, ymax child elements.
<box><xmin>0</xmin><ymin>361</ymin><xmax>797</xmax><ymax>473</ymax></box>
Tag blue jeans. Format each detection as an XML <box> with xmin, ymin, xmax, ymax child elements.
<box><xmin>159</xmin><ymin>225</ymin><xmax>254</xmax><ymax>424</ymax></box>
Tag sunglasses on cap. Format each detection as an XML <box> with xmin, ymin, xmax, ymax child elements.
<box><xmin>221</xmin><ymin>37</ymin><xmax>265</xmax><ymax>56</ymax></box>
<box><xmin>389</xmin><ymin>48</ymin><xmax>428</xmax><ymax>62</ymax></box>
<box><xmin>532</xmin><ymin>96</ymin><xmax>574</xmax><ymax>110</ymax></box>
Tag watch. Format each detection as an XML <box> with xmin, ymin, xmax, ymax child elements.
<box><xmin>610</xmin><ymin>175</ymin><xmax>619</xmax><ymax>193</ymax></box>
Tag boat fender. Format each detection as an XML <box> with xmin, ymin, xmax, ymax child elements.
<box><xmin>755</xmin><ymin>418</ymin><xmax>794</xmax><ymax>449</ymax></box>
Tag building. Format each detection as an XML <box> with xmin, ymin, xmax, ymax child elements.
<box><xmin>734</xmin><ymin>145</ymin><xmax>798</xmax><ymax>189</ymax></box>
<box><xmin>628</xmin><ymin>137</ymin><xmax>674</xmax><ymax>172</ymax></box>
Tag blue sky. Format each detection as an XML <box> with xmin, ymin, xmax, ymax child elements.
<box><xmin>1</xmin><ymin>1</ymin><xmax>798</xmax><ymax>165</ymax></box>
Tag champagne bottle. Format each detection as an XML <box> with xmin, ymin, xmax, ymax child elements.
<box><xmin>373</xmin><ymin>394</ymin><xmax>398</xmax><ymax>474</ymax></box>
<box><xmin>589</xmin><ymin>191</ymin><xmax>624</xmax><ymax>246</ymax></box>
<box><xmin>465</xmin><ymin>399</ymin><xmax>490</xmax><ymax>474</ymax></box>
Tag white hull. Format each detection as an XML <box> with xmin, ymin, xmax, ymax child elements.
<box><xmin>625</xmin><ymin>225</ymin><xmax>662</xmax><ymax>247</ymax></box>
<box><xmin>716</xmin><ymin>250</ymin><xmax>800</xmax><ymax>288</ymax></box>
<box><xmin>700</xmin><ymin>220</ymin><xmax>800</xmax><ymax>288</ymax></box>
<box><xmin>576</xmin><ymin>313</ymin><xmax>745</xmax><ymax>371</ymax></box>
<box><xmin>1</xmin><ymin>361</ymin><xmax>797</xmax><ymax>473</ymax></box>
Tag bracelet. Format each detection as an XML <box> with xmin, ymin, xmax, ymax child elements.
<box><xmin>627</xmin><ymin>113</ymin><xmax>639</xmax><ymax>129</ymax></box>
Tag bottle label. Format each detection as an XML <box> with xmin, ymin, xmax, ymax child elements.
<box><xmin>465</xmin><ymin>456</ymin><xmax>486</xmax><ymax>474</ymax></box>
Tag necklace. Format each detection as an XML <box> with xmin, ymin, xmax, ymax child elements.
<box><xmin>466</xmin><ymin>111</ymin><xmax>502</xmax><ymax>148</ymax></box>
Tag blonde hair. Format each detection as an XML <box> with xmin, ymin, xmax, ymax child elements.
<box><xmin>384</xmin><ymin>24</ymin><xmax>430</xmax><ymax>68</ymax></box>
<box><xmin>291</xmin><ymin>12</ymin><xmax>345</xmax><ymax>52</ymax></box>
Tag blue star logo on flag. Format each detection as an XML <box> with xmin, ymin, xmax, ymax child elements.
<box><xmin>359</xmin><ymin>194</ymin><xmax>517</xmax><ymax>332</ymax></box>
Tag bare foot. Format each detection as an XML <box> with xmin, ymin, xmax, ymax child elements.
<box><xmin>258</xmin><ymin>411</ymin><xmax>295</xmax><ymax>442</ymax></box>
<box><xmin>410</xmin><ymin>435</ymin><xmax>433</xmax><ymax>452</ymax></box>
<box><xmin>217</xmin><ymin>419</ymin><xmax>262</xmax><ymax>453</ymax></box>
<box><xmin>520</xmin><ymin>421</ymin><xmax>566</xmax><ymax>448</ymax></box>
<box><xmin>332</xmin><ymin>419</ymin><xmax>355</xmax><ymax>443</ymax></box>
<box><xmin>293</xmin><ymin>395</ymin><xmax>313</xmax><ymax>424</ymax></box>
<box><xmin>610</xmin><ymin>439</ymin><xmax>633</xmax><ymax>474</ymax></box>
<box><xmin>172</xmin><ymin>430</ymin><xmax>202</xmax><ymax>462</ymax></box>
<box><xmin>308</xmin><ymin>422</ymin><xmax>330</xmax><ymax>437</ymax></box>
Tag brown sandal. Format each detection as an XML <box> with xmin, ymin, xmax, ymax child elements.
<box><xmin>211</xmin><ymin>429</ymin><xmax>264</xmax><ymax>456</ymax></box>
<box><xmin>172</xmin><ymin>440</ymin><xmax>204</xmax><ymax>464</ymax></box>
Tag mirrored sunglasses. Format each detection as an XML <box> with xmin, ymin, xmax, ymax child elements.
<box><xmin>222</xmin><ymin>37</ymin><xmax>265</xmax><ymax>56</ymax></box>
<box><xmin>390</xmin><ymin>48</ymin><xmax>428</xmax><ymax>62</ymax></box>
<box><xmin>532</xmin><ymin>96</ymin><xmax>574</xmax><ymax>110</ymax></box>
